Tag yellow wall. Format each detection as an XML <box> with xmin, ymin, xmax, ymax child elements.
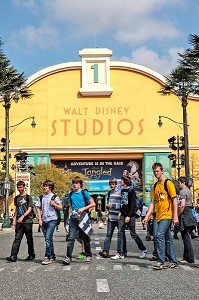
<box><xmin>0</xmin><ymin>66</ymin><xmax>198</xmax><ymax>149</ymax></box>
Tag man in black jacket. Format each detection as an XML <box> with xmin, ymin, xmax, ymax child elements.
<box><xmin>111</xmin><ymin>175</ymin><xmax>147</xmax><ymax>260</ymax></box>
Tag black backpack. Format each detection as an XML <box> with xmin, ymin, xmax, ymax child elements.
<box><xmin>40</xmin><ymin>194</ymin><xmax>61</xmax><ymax>225</ymax></box>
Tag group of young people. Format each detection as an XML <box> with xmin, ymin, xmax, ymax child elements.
<box><xmin>6</xmin><ymin>163</ymin><xmax>198</xmax><ymax>269</ymax></box>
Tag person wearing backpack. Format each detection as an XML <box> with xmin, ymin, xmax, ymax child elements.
<box><xmin>143</xmin><ymin>162</ymin><xmax>178</xmax><ymax>270</ymax></box>
<box><xmin>37</xmin><ymin>180</ymin><xmax>62</xmax><ymax>265</ymax></box>
<box><xmin>111</xmin><ymin>175</ymin><xmax>147</xmax><ymax>260</ymax></box>
<box><xmin>177</xmin><ymin>176</ymin><xmax>197</xmax><ymax>264</ymax></box>
<box><xmin>99</xmin><ymin>177</ymin><xmax>127</xmax><ymax>258</ymax></box>
<box><xmin>62</xmin><ymin>176</ymin><xmax>95</xmax><ymax>265</ymax></box>
<box><xmin>6</xmin><ymin>181</ymin><xmax>35</xmax><ymax>262</ymax></box>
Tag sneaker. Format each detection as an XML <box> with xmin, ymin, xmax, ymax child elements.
<box><xmin>167</xmin><ymin>262</ymin><xmax>178</xmax><ymax>269</ymax></box>
<box><xmin>6</xmin><ymin>255</ymin><xmax>17</xmax><ymax>262</ymax></box>
<box><xmin>25</xmin><ymin>254</ymin><xmax>35</xmax><ymax>261</ymax></box>
<box><xmin>173</xmin><ymin>236</ymin><xmax>179</xmax><ymax>239</ymax></box>
<box><xmin>42</xmin><ymin>257</ymin><xmax>53</xmax><ymax>265</ymax></box>
<box><xmin>111</xmin><ymin>253</ymin><xmax>124</xmax><ymax>260</ymax></box>
<box><xmin>63</xmin><ymin>257</ymin><xmax>70</xmax><ymax>265</ymax></box>
<box><xmin>180</xmin><ymin>259</ymin><xmax>188</xmax><ymax>264</ymax></box>
<box><xmin>85</xmin><ymin>256</ymin><xmax>92</xmax><ymax>263</ymax></box>
<box><xmin>76</xmin><ymin>252</ymin><xmax>86</xmax><ymax>259</ymax></box>
<box><xmin>153</xmin><ymin>262</ymin><xmax>166</xmax><ymax>270</ymax></box>
<box><xmin>139</xmin><ymin>249</ymin><xmax>147</xmax><ymax>259</ymax></box>
<box><xmin>98</xmin><ymin>251</ymin><xmax>109</xmax><ymax>258</ymax></box>
<box><xmin>150</xmin><ymin>256</ymin><xmax>158</xmax><ymax>261</ymax></box>
<box><xmin>50</xmin><ymin>256</ymin><xmax>56</xmax><ymax>263</ymax></box>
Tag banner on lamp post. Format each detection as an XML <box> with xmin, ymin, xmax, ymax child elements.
<box><xmin>15</xmin><ymin>173</ymin><xmax>30</xmax><ymax>195</ymax></box>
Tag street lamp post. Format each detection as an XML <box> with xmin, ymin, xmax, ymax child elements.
<box><xmin>177</xmin><ymin>89</ymin><xmax>190</xmax><ymax>183</ymax></box>
<box><xmin>158</xmin><ymin>115</ymin><xmax>192</xmax><ymax>186</ymax></box>
<box><xmin>3</xmin><ymin>97</ymin><xmax>11</xmax><ymax>228</ymax></box>
<box><xmin>2</xmin><ymin>94</ymin><xmax>36</xmax><ymax>228</ymax></box>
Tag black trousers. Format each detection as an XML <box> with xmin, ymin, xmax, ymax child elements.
<box><xmin>11</xmin><ymin>222</ymin><xmax>35</xmax><ymax>258</ymax></box>
<box><xmin>181</xmin><ymin>227</ymin><xmax>195</xmax><ymax>263</ymax></box>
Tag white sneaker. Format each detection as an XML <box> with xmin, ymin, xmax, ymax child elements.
<box><xmin>139</xmin><ymin>249</ymin><xmax>147</xmax><ymax>259</ymax></box>
<box><xmin>111</xmin><ymin>253</ymin><xmax>124</xmax><ymax>260</ymax></box>
<box><xmin>42</xmin><ymin>257</ymin><xmax>53</xmax><ymax>265</ymax></box>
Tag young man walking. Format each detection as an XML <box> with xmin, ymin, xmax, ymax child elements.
<box><xmin>6</xmin><ymin>181</ymin><xmax>35</xmax><ymax>262</ymax></box>
<box><xmin>178</xmin><ymin>176</ymin><xmax>197</xmax><ymax>264</ymax></box>
<box><xmin>63</xmin><ymin>176</ymin><xmax>95</xmax><ymax>265</ymax></box>
<box><xmin>143</xmin><ymin>162</ymin><xmax>178</xmax><ymax>270</ymax></box>
<box><xmin>37</xmin><ymin>180</ymin><xmax>62</xmax><ymax>265</ymax></box>
<box><xmin>111</xmin><ymin>175</ymin><xmax>147</xmax><ymax>260</ymax></box>
<box><xmin>99</xmin><ymin>177</ymin><xmax>127</xmax><ymax>258</ymax></box>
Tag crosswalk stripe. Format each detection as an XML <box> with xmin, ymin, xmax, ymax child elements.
<box><xmin>62</xmin><ymin>266</ymin><xmax>71</xmax><ymax>271</ymax></box>
<box><xmin>96</xmin><ymin>247</ymin><xmax>102</xmax><ymax>251</ymax></box>
<box><xmin>96</xmin><ymin>279</ymin><xmax>110</xmax><ymax>293</ymax></box>
<box><xmin>95</xmin><ymin>241</ymin><xmax>100</xmax><ymax>244</ymax></box>
<box><xmin>96</xmin><ymin>265</ymin><xmax>105</xmax><ymax>270</ymax></box>
<box><xmin>27</xmin><ymin>266</ymin><xmax>40</xmax><ymax>272</ymax></box>
<box><xmin>43</xmin><ymin>266</ymin><xmax>56</xmax><ymax>271</ymax></box>
<box><xmin>11</xmin><ymin>267</ymin><xmax>22</xmax><ymax>273</ymax></box>
<box><xmin>180</xmin><ymin>265</ymin><xmax>193</xmax><ymax>271</ymax></box>
<box><xmin>95</xmin><ymin>238</ymin><xmax>99</xmax><ymax>240</ymax></box>
<box><xmin>113</xmin><ymin>264</ymin><xmax>123</xmax><ymax>270</ymax></box>
<box><xmin>129</xmin><ymin>264</ymin><xmax>140</xmax><ymax>270</ymax></box>
<box><xmin>80</xmin><ymin>265</ymin><xmax>89</xmax><ymax>270</ymax></box>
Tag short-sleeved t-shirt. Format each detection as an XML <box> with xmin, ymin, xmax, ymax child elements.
<box><xmin>69</xmin><ymin>190</ymin><xmax>91</xmax><ymax>211</ymax></box>
<box><xmin>14</xmin><ymin>194</ymin><xmax>34</xmax><ymax>223</ymax></box>
<box><xmin>150</xmin><ymin>180</ymin><xmax>176</xmax><ymax>222</ymax></box>
<box><xmin>179</xmin><ymin>186</ymin><xmax>192</xmax><ymax>207</ymax></box>
<box><xmin>37</xmin><ymin>193</ymin><xmax>60</xmax><ymax>223</ymax></box>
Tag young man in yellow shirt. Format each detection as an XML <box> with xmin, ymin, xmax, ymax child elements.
<box><xmin>143</xmin><ymin>163</ymin><xmax>178</xmax><ymax>270</ymax></box>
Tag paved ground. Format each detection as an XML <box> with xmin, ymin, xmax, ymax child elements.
<box><xmin>0</xmin><ymin>222</ymin><xmax>198</xmax><ymax>300</ymax></box>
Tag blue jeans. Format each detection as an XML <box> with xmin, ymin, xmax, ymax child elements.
<box><xmin>42</xmin><ymin>220</ymin><xmax>57</xmax><ymax>259</ymax></box>
<box><xmin>117</xmin><ymin>216</ymin><xmax>146</xmax><ymax>255</ymax></box>
<box><xmin>103</xmin><ymin>220</ymin><xmax>127</xmax><ymax>253</ymax></box>
<box><xmin>67</xmin><ymin>218</ymin><xmax>92</xmax><ymax>258</ymax></box>
<box><xmin>156</xmin><ymin>219</ymin><xmax>177</xmax><ymax>264</ymax></box>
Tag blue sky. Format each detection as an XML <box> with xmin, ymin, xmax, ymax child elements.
<box><xmin>0</xmin><ymin>0</ymin><xmax>198</xmax><ymax>78</ymax></box>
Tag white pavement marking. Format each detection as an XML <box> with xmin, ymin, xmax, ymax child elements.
<box><xmin>80</xmin><ymin>265</ymin><xmax>89</xmax><ymax>270</ymax></box>
<box><xmin>113</xmin><ymin>264</ymin><xmax>123</xmax><ymax>270</ymax></box>
<box><xmin>96</xmin><ymin>279</ymin><xmax>110</xmax><ymax>293</ymax></box>
<box><xmin>95</xmin><ymin>238</ymin><xmax>99</xmax><ymax>240</ymax></box>
<box><xmin>96</xmin><ymin>265</ymin><xmax>105</xmax><ymax>270</ymax></box>
<box><xmin>0</xmin><ymin>268</ymin><xmax>4</xmax><ymax>272</ymax></box>
<box><xmin>180</xmin><ymin>265</ymin><xmax>193</xmax><ymax>271</ymax></box>
<box><xmin>96</xmin><ymin>255</ymin><xmax>104</xmax><ymax>260</ymax></box>
<box><xmin>129</xmin><ymin>264</ymin><xmax>140</xmax><ymax>270</ymax></box>
<box><xmin>11</xmin><ymin>267</ymin><xmax>22</xmax><ymax>273</ymax></box>
<box><xmin>62</xmin><ymin>266</ymin><xmax>71</xmax><ymax>271</ymax></box>
<box><xmin>43</xmin><ymin>266</ymin><xmax>56</xmax><ymax>271</ymax></box>
<box><xmin>95</xmin><ymin>241</ymin><xmax>100</xmax><ymax>244</ymax></box>
<box><xmin>27</xmin><ymin>266</ymin><xmax>40</xmax><ymax>272</ymax></box>
<box><xmin>96</xmin><ymin>247</ymin><xmax>102</xmax><ymax>251</ymax></box>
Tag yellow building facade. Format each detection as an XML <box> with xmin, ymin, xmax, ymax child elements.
<box><xmin>0</xmin><ymin>48</ymin><xmax>199</xmax><ymax>210</ymax></box>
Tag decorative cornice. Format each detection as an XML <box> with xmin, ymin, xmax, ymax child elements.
<box><xmin>9</xmin><ymin>145</ymin><xmax>199</xmax><ymax>154</ymax></box>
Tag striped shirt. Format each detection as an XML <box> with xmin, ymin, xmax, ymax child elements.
<box><xmin>106</xmin><ymin>189</ymin><xmax>121</xmax><ymax>221</ymax></box>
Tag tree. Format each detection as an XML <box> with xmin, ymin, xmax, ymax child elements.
<box><xmin>0</xmin><ymin>37</ymin><xmax>33</xmax><ymax>101</ymax></box>
<box><xmin>30</xmin><ymin>163</ymin><xmax>90</xmax><ymax>197</ymax></box>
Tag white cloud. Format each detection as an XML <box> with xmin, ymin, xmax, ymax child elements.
<box><xmin>10</xmin><ymin>25</ymin><xmax>60</xmax><ymax>49</ymax></box>
<box><xmin>124</xmin><ymin>46</ymin><xmax>185</xmax><ymax>75</ymax></box>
